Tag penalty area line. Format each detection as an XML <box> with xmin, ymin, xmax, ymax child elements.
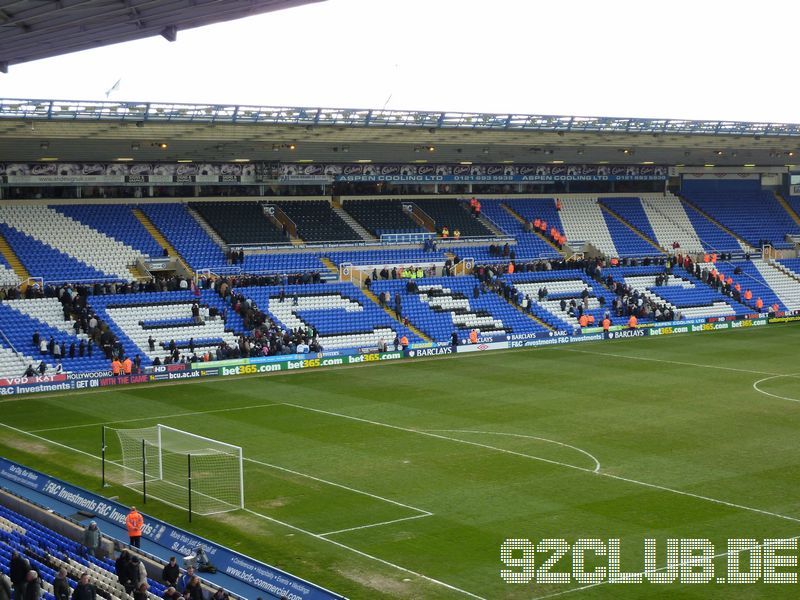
<box><xmin>284</xmin><ymin>402</ymin><xmax>800</xmax><ymax>526</ymax></box>
<box><xmin>0</xmin><ymin>422</ymin><xmax>480</xmax><ymax>599</ymax></box>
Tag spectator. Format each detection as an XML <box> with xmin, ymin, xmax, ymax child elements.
<box><xmin>185</xmin><ymin>577</ymin><xmax>203</xmax><ymax>600</ymax></box>
<box><xmin>51</xmin><ymin>570</ymin><xmax>70</xmax><ymax>600</ymax></box>
<box><xmin>10</xmin><ymin>552</ymin><xmax>29</xmax><ymax>600</ymax></box>
<box><xmin>83</xmin><ymin>521</ymin><xmax>102</xmax><ymax>557</ymax></box>
<box><xmin>162</xmin><ymin>557</ymin><xmax>179</xmax><ymax>587</ymax></box>
<box><xmin>133</xmin><ymin>583</ymin><xmax>148</xmax><ymax>600</ymax></box>
<box><xmin>72</xmin><ymin>574</ymin><xmax>96</xmax><ymax>600</ymax></box>
<box><xmin>1</xmin><ymin>573</ymin><xmax>12</xmax><ymax>600</ymax></box>
<box><xmin>22</xmin><ymin>571</ymin><xmax>40</xmax><ymax>600</ymax></box>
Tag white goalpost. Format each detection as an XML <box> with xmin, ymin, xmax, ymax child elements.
<box><xmin>105</xmin><ymin>424</ymin><xmax>244</xmax><ymax>516</ymax></box>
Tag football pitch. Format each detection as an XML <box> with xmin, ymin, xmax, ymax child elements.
<box><xmin>2</xmin><ymin>324</ymin><xmax>800</xmax><ymax>599</ymax></box>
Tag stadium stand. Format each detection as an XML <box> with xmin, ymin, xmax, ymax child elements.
<box><xmin>682</xmin><ymin>189</ymin><xmax>799</xmax><ymax>250</ymax></box>
<box><xmin>189</xmin><ymin>202</ymin><xmax>288</xmax><ymax>245</ymax></box>
<box><xmin>601</xmin><ymin>209</ymin><xmax>661</xmax><ymax>257</ymax></box>
<box><xmin>0</xmin><ymin>254</ymin><xmax>22</xmax><ymax>287</ymax></box>
<box><xmin>139</xmin><ymin>204</ymin><xmax>230</xmax><ymax>272</ymax></box>
<box><xmin>638</xmin><ymin>193</ymin><xmax>705</xmax><ymax>253</ymax></box>
<box><xmin>342</xmin><ymin>200</ymin><xmax>425</xmax><ymax>237</ymax></box>
<box><xmin>478</xmin><ymin>200</ymin><xmax>561</xmax><ymax>259</ymax></box>
<box><xmin>557</xmin><ymin>196</ymin><xmax>618</xmax><ymax>256</ymax></box>
<box><xmin>272</xmin><ymin>201</ymin><xmax>359</xmax><ymax>242</ymax></box>
<box><xmin>326</xmin><ymin>248</ymin><xmax>445</xmax><ymax>267</ymax></box>
<box><xmin>502</xmin><ymin>270</ymin><xmax>618</xmax><ymax>330</ymax></box>
<box><xmin>241</xmin><ymin>253</ymin><xmax>326</xmax><ymax>274</ymax></box>
<box><xmin>0</xmin><ymin>205</ymin><xmax>145</xmax><ymax>282</ymax></box>
<box><xmin>237</xmin><ymin>282</ymin><xmax>422</xmax><ymax>349</ymax></box>
<box><xmin>52</xmin><ymin>205</ymin><xmax>163</xmax><ymax>256</ymax></box>
<box><xmin>411</xmin><ymin>199</ymin><xmax>494</xmax><ymax>237</ymax></box>
<box><xmin>86</xmin><ymin>289</ymin><xmax>246</xmax><ymax>364</ymax></box>
<box><xmin>371</xmin><ymin>276</ymin><xmax>546</xmax><ymax>341</ymax></box>
<box><xmin>0</xmin><ymin>504</ymin><xmax>168</xmax><ymax>600</ymax></box>
<box><xmin>0</xmin><ymin>224</ymin><xmax>113</xmax><ymax>284</ymax></box>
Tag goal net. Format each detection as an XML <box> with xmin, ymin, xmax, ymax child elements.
<box><xmin>108</xmin><ymin>424</ymin><xmax>244</xmax><ymax>515</ymax></box>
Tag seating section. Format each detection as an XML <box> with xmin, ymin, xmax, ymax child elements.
<box><xmin>0</xmin><ymin>224</ymin><xmax>112</xmax><ymax>284</ymax></box>
<box><xmin>237</xmin><ymin>283</ymin><xmax>421</xmax><ymax>349</ymax></box>
<box><xmin>139</xmin><ymin>204</ymin><xmax>230</xmax><ymax>272</ymax></box>
<box><xmin>189</xmin><ymin>202</ymin><xmax>288</xmax><ymax>245</ymax></box>
<box><xmin>0</xmin><ymin>505</ymin><xmax>167</xmax><ymax>600</ymax></box>
<box><xmin>503</xmin><ymin>270</ymin><xmax>618</xmax><ymax>330</ymax></box>
<box><xmin>601</xmin><ymin>210</ymin><xmax>661</xmax><ymax>257</ymax></box>
<box><xmin>0</xmin><ymin>205</ymin><xmax>146</xmax><ymax>281</ymax></box>
<box><xmin>638</xmin><ymin>193</ymin><xmax>705</xmax><ymax>253</ymax></box>
<box><xmin>478</xmin><ymin>200</ymin><xmax>560</xmax><ymax>259</ymax></box>
<box><xmin>681</xmin><ymin>202</ymin><xmax>745</xmax><ymax>253</ymax></box>
<box><xmin>620</xmin><ymin>271</ymin><xmax>748</xmax><ymax>319</ymax></box>
<box><xmin>343</xmin><ymin>200</ymin><xmax>425</xmax><ymax>237</ymax></box>
<box><xmin>272</xmin><ymin>201</ymin><xmax>359</xmax><ymax>242</ymax></box>
<box><xmin>411</xmin><ymin>199</ymin><xmax>494</xmax><ymax>237</ymax></box>
<box><xmin>88</xmin><ymin>290</ymin><xmax>244</xmax><ymax>364</ymax></box>
<box><xmin>0</xmin><ymin>301</ymin><xmax>107</xmax><ymax>375</ymax></box>
<box><xmin>0</xmin><ymin>254</ymin><xmax>21</xmax><ymax>287</ymax></box>
<box><xmin>53</xmin><ymin>205</ymin><xmax>163</xmax><ymax>256</ymax></box>
<box><xmin>684</xmin><ymin>190</ymin><xmax>799</xmax><ymax>249</ymax></box>
<box><xmin>326</xmin><ymin>248</ymin><xmax>445</xmax><ymax>267</ymax></box>
<box><xmin>599</xmin><ymin>197</ymin><xmax>664</xmax><ymax>256</ymax></box>
<box><xmin>751</xmin><ymin>260</ymin><xmax>800</xmax><ymax>311</ymax></box>
<box><xmin>0</xmin><ymin>340</ymin><xmax>27</xmax><ymax>376</ymax></box>
<box><xmin>372</xmin><ymin>277</ymin><xmax>547</xmax><ymax>341</ymax></box>
<box><xmin>242</xmin><ymin>253</ymin><xmax>325</xmax><ymax>274</ymax></box>
<box><xmin>692</xmin><ymin>261</ymin><xmax>784</xmax><ymax>312</ymax></box>
<box><xmin>556</xmin><ymin>196</ymin><xmax>618</xmax><ymax>256</ymax></box>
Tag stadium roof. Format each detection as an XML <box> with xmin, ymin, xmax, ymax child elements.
<box><xmin>0</xmin><ymin>0</ymin><xmax>323</xmax><ymax>70</ymax></box>
<box><xmin>0</xmin><ymin>98</ymin><xmax>799</xmax><ymax>166</ymax></box>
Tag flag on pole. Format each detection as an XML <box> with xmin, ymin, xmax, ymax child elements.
<box><xmin>105</xmin><ymin>79</ymin><xmax>121</xmax><ymax>98</ymax></box>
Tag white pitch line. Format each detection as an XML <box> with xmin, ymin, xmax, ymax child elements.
<box><xmin>15</xmin><ymin>398</ymin><xmax>432</xmax><ymax>517</ymax></box>
<box><xmin>28</xmin><ymin>402</ymin><xmax>284</xmax><ymax>433</ymax></box>
<box><xmin>245</xmin><ymin>456</ymin><xmax>431</xmax><ymax>516</ymax></box>
<box><xmin>0</xmin><ymin>422</ymin><xmax>484</xmax><ymax>600</ymax></box>
<box><xmin>317</xmin><ymin>513</ymin><xmax>432</xmax><ymax>537</ymax></box>
<box><xmin>241</xmin><ymin>508</ymin><xmax>487</xmax><ymax>600</ymax></box>
<box><xmin>427</xmin><ymin>430</ymin><xmax>601</xmax><ymax>473</ymax></box>
<box><xmin>562</xmin><ymin>348</ymin><xmax>786</xmax><ymax>376</ymax></box>
<box><xmin>529</xmin><ymin>536</ymin><xmax>800</xmax><ymax>599</ymax></box>
<box><xmin>752</xmin><ymin>373</ymin><xmax>800</xmax><ymax>403</ymax></box>
<box><xmin>284</xmin><ymin>403</ymin><xmax>800</xmax><ymax>525</ymax></box>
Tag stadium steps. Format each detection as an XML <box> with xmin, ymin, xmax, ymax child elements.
<box><xmin>186</xmin><ymin>206</ymin><xmax>230</xmax><ymax>250</ymax></box>
<box><xmin>771</xmin><ymin>260</ymin><xmax>800</xmax><ymax>285</ymax></box>
<box><xmin>331</xmin><ymin>205</ymin><xmax>376</xmax><ymax>241</ymax></box>
<box><xmin>459</xmin><ymin>202</ymin><xmax>505</xmax><ymax>237</ymax></box>
<box><xmin>678</xmin><ymin>196</ymin><xmax>755</xmax><ymax>251</ymax></box>
<box><xmin>598</xmin><ymin>203</ymin><xmax>665</xmax><ymax>253</ymax></box>
<box><xmin>0</xmin><ymin>228</ymin><xmax>30</xmax><ymax>283</ymax></box>
<box><xmin>501</xmin><ymin>203</ymin><xmax>567</xmax><ymax>256</ymax></box>
<box><xmin>775</xmin><ymin>193</ymin><xmax>800</xmax><ymax>227</ymax></box>
<box><xmin>362</xmin><ymin>286</ymin><xmax>433</xmax><ymax>342</ymax></box>
<box><xmin>131</xmin><ymin>207</ymin><xmax>194</xmax><ymax>277</ymax></box>
<box><xmin>127</xmin><ymin>264</ymin><xmax>149</xmax><ymax>281</ymax></box>
<box><xmin>320</xmin><ymin>256</ymin><xmax>339</xmax><ymax>275</ymax></box>
<box><xmin>501</xmin><ymin>293</ymin><xmax>555</xmax><ymax>331</ymax></box>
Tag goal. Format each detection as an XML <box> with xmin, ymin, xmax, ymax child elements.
<box><xmin>106</xmin><ymin>424</ymin><xmax>244</xmax><ymax>516</ymax></box>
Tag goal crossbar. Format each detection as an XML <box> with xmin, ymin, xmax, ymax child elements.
<box><xmin>107</xmin><ymin>424</ymin><xmax>244</xmax><ymax>515</ymax></box>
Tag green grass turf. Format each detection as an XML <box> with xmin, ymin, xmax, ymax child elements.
<box><xmin>2</xmin><ymin>324</ymin><xmax>800</xmax><ymax>599</ymax></box>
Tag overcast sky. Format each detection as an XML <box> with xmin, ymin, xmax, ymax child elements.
<box><xmin>1</xmin><ymin>0</ymin><xmax>797</xmax><ymax>124</ymax></box>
